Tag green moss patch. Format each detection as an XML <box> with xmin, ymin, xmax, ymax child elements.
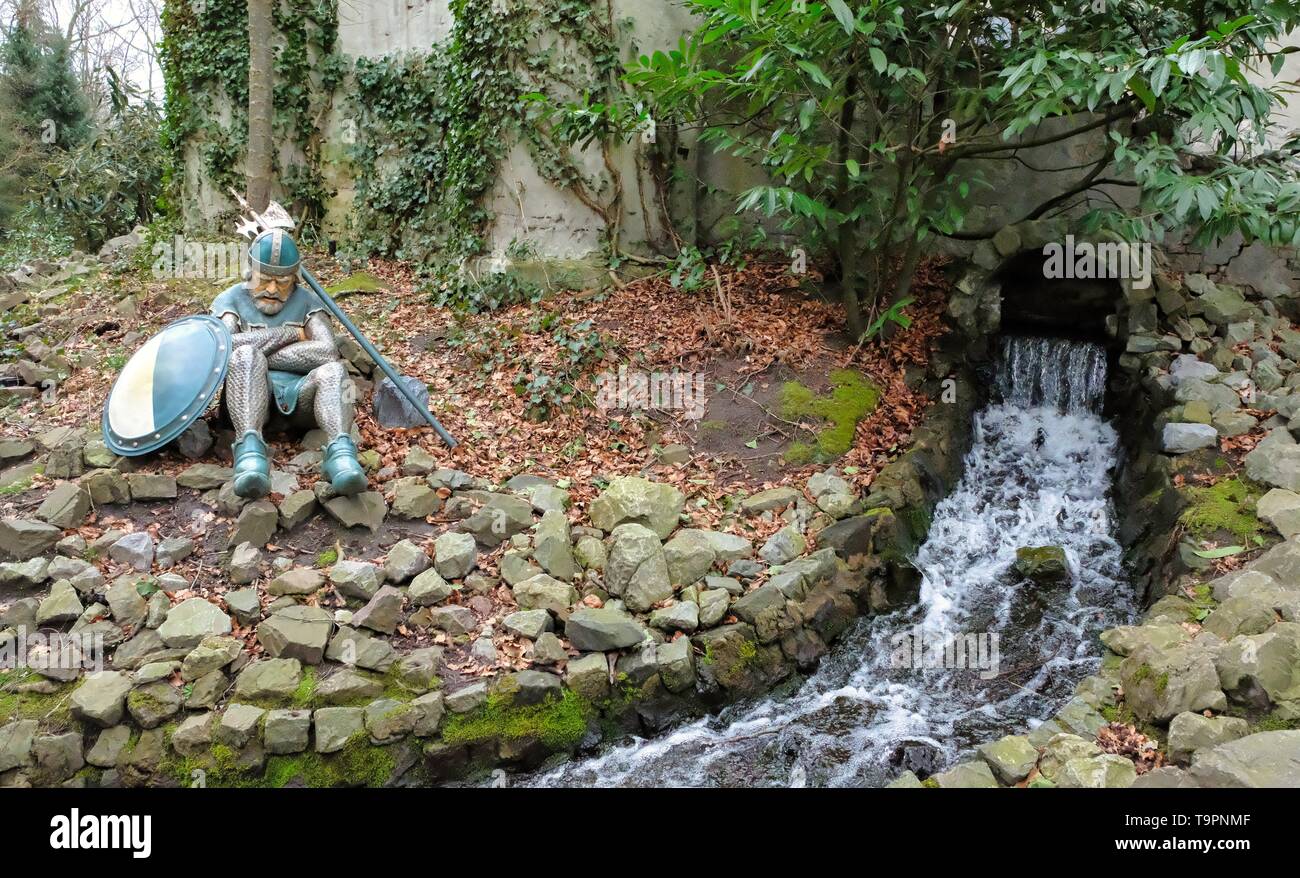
<box><xmin>779</xmin><ymin>369</ymin><xmax>879</xmax><ymax>462</ymax></box>
<box><xmin>325</xmin><ymin>271</ymin><xmax>386</xmax><ymax>297</ymax></box>
<box><xmin>1179</xmin><ymin>477</ymin><xmax>1264</xmax><ymax>543</ymax></box>
<box><xmin>166</xmin><ymin>733</ymin><xmax>398</xmax><ymax>789</ymax></box>
<box><xmin>441</xmin><ymin>689</ymin><xmax>590</xmax><ymax>752</ymax></box>
<box><xmin>0</xmin><ymin>670</ymin><xmax>74</xmax><ymax>729</ymax></box>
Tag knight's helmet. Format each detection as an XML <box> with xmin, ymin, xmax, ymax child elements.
<box><xmin>248</xmin><ymin>228</ymin><xmax>301</xmax><ymax>278</ymax></box>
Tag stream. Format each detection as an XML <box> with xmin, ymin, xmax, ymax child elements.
<box><xmin>523</xmin><ymin>336</ymin><xmax>1135</xmax><ymax>787</ymax></box>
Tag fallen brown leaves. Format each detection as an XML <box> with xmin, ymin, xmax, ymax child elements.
<box><xmin>1097</xmin><ymin>721</ymin><xmax>1164</xmax><ymax>774</ymax></box>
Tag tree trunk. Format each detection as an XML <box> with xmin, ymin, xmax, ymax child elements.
<box><xmin>834</xmin><ymin>77</ymin><xmax>864</xmax><ymax>338</ymax></box>
<box><xmin>246</xmin><ymin>0</ymin><xmax>274</xmax><ymax>211</ymax></box>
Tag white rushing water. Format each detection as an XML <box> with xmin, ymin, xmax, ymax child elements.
<box><xmin>523</xmin><ymin>337</ymin><xmax>1133</xmax><ymax>787</ymax></box>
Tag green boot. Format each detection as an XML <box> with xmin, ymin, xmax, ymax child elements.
<box><xmin>231</xmin><ymin>431</ymin><xmax>272</xmax><ymax>499</ymax></box>
<box><xmin>321</xmin><ymin>434</ymin><xmax>367</xmax><ymax>496</ymax></box>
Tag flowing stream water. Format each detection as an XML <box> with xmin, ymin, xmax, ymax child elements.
<box><xmin>524</xmin><ymin>336</ymin><xmax>1135</xmax><ymax>787</ymax></box>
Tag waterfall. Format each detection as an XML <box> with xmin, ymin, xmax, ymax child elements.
<box><xmin>521</xmin><ymin>336</ymin><xmax>1133</xmax><ymax>787</ymax></box>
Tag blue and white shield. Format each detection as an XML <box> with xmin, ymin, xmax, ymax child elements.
<box><xmin>102</xmin><ymin>315</ymin><xmax>232</xmax><ymax>456</ymax></box>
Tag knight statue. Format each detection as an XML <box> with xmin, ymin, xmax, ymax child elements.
<box><xmin>211</xmin><ymin>229</ymin><xmax>367</xmax><ymax>499</ymax></box>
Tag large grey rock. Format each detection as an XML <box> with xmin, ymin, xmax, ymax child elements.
<box><xmin>80</xmin><ymin>468</ymin><xmax>130</xmax><ymax>505</ymax></box>
<box><xmin>278</xmin><ymin>489</ymin><xmax>318</xmax><ymax>530</ymax></box>
<box><xmin>1168</xmin><ymin>354</ymin><xmax>1220</xmax><ymax>385</ymax></box>
<box><xmin>180</xmin><ymin>636</ymin><xmax>242</xmax><ymax>681</ymax></box>
<box><xmin>0</xmin><ymin>519</ymin><xmax>62</xmax><ymax>560</ymax></box>
<box><xmin>177</xmin><ymin>463</ymin><xmax>233</xmax><ymax>490</ymax></box>
<box><xmin>606</xmin><ymin>523</ymin><xmax>672</xmax><ymax>612</ymax></box>
<box><xmin>157</xmin><ymin>598</ymin><xmax>232</xmax><ymax>649</ymax></box>
<box><xmin>322</xmin><ymin>492</ymin><xmax>387</xmax><ymax>532</ymax></box>
<box><xmin>86</xmin><ymin>725</ymin><xmax>133</xmax><ymax>766</ymax></box>
<box><xmin>565</xmin><ymin>607</ymin><xmax>648</xmax><ymax>651</ymax></box>
<box><xmin>35</xmin><ymin>483</ymin><xmax>90</xmax><ymax>528</ymax></box>
<box><xmin>127</xmin><ymin>680</ymin><xmax>183</xmax><ymax>729</ymax></box>
<box><xmin>740</xmin><ymin>487</ymin><xmax>801</xmax><ymax>514</ymax></box>
<box><xmin>228</xmin><ymin>500</ymin><xmax>278</xmax><ymax>548</ymax></box>
<box><xmin>29</xmin><ymin>732</ymin><xmax>85</xmax><ymax>784</ymax></box>
<box><xmin>317</xmin><ymin>668</ymin><xmax>384</xmax><ymax>704</ymax></box>
<box><xmin>433</xmin><ymin>530</ymin><xmax>478</xmax><ymax>579</ymax></box>
<box><xmin>1014</xmin><ymin>545</ymin><xmax>1069</xmax><ymax>583</ymax></box>
<box><xmin>1167</xmin><ymin>712</ymin><xmax>1250</xmax><ymax>764</ymax></box>
<box><xmin>71</xmin><ymin>671</ymin><xmax>133</xmax><ymax>727</ymax></box>
<box><xmin>589</xmin><ymin>477</ymin><xmax>684</xmax><ymax>539</ymax></box>
<box><xmin>1175</xmin><ymin>377</ymin><xmax>1241</xmax><ymax>412</ymax></box>
<box><xmin>108</xmin><ymin>531</ymin><xmax>154</xmax><ymax>571</ymax></box>
<box><xmin>532</xmin><ymin>510</ymin><xmax>577</xmax><ymax>582</ymax></box>
<box><xmin>0</xmin><ymin>720</ymin><xmax>37</xmax><ymax>772</ymax></box>
<box><xmin>1189</xmin><ymin>730</ymin><xmax>1300</xmax><ymax>787</ymax></box>
<box><xmin>153</xmin><ymin>536</ymin><xmax>193</xmax><ymax>570</ymax></box>
<box><xmin>1162</xmin><ymin>422</ymin><xmax>1219</xmax><ymax>454</ymax></box>
<box><xmin>650</xmin><ymin>601</ymin><xmax>699</xmax><ymax>633</ymax></box>
<box><xmin>1099</xmin><ymin>623</ymin><xmax>1189</xmax><ymax>656</ymax></box>
<box><xmin>126</xmin><ymin>472</ymin><xmax>177</xmax><ymax>501</ymax></box>
<box><xmin>1246</xmin><ymin>430</ymin><xmax>1300</xmax><ymax>491</ymax></box>
<box><xmin>565</xmin><ymin>652</ymin><xmax>611</xmax><ymax>701</ymax></box>
<box><xmin>176</xmin><ymin>420</ymin><xmax>214</xmax><ymax>459</ymax></box>
<box><xmin>352</xmin><ymin>585</ymin><xmax>404</xmax><ymax>635</ymax></box>
<box><xmin>977</xmin><ymin>735</ymin><xmax>1039</xmax><ymax>784</ymax></box>
<box><xmin>513</xmin><ymin>573</ymin><xmax>577</xmax><ymax>615</ymax></box>
<box><xmin>390</xmin><ymin>477</ymin><xmax>440</xmax><ymax>520</ymax></box>
<box><xmin>227</xmin><ymin>542</ymin><xmax>261</xmax><ymax>584</ymax></box>
<box><xmin>105</xmin><ymin>574</ymin><xmax>150</xmax><ymax>629</ymax></box>
<box><xmin>36</xmin><ymin>580</ymin><xmax>83</xmax><ymax>625</ymax></box>
<box><xmin>1055</xmin><ymin>754</ymin><xmax>1138</xmax><ymax>788</ymax></box>
<box><xmin>663</xmin><ymin>529</ymin><xmax>717</xmax><ymax>587</ymax></box>
<box><xmin>428</xmin><ymin>605</ymin><xmax>477</xmax><ymax>636</ymax></box>
<box><xmin>258</xmin><ymin>605</ymin><xmax>333</xmax><ymax>664</ymax></box>
<box><xmin>373</xmin><ymin>374</ymin><xmax>432</xmax><ymax>428</ymax></box>
<box><xmin>266</xmin><ymin>567</ymin><xmax>323</xmax><ymax>597</ymax></box>
<box><xmin>215</xmin><ymin>703</ymin><xmax>265</xmax><ymax>748</ymax></box>
<box><xmin>384</xmin><ymin>539</ymin><xmax>430</xmax><ymax>583</ymax></box>
<box><xmin>394</xmin><ymin>646</ymin><xmax>443</xmax><ymax>691</ymax></box>
<box><xmin>759</xmin><ymin>526</ymin><xmax>806</xmax><ymax>565</ymax></box>
<box><xmin>656</xmin><ymin>637</ymin><xmax>696</xmax><ymax>692</ymax></box>
<box><xmin>1259</xmin><ymin>489</ymin><xmax>1300</xmax><ymax>539</ymax></box>
<box><xmin>933</xmin><ymin>760</ymin><xmax>999</xmax><ymax>788</ymax></box>
<box><xmin>0</xmin><ymin>557</ymin><xmax>49</xmax><ymax>588</ymax></box>
<box><xmin>460</xmin><ymin>493</ymin><xmax>533</xmax><ymax>547</ymax></box>
<box><xmin>365</xmin><ymin>698</ymin><xmax>418</xmax><ymax>743</ymax></box>
<box><xmin>234</xmin><ymin>658</ymin><xmax>303</xmax><ymax>701</ymax></box>
<box><xmin>329</xmin><ymin>560</ymin><xmax>383</xmax><ymax>601</ymax></box>
<box><xmin>314</xmin><ymin>707</ymin><xmax>365</xmax><ymax>753</ymax></box>
<box><xmin>1120</xmin><ymin>642</ymin><xmax>1227</xmax><ymax>722</ymax></box>
<box><xmin>409</xmin><ymin>567</ymin><xmax>455</xmax><ymax>606</ymax></box>
<box><xmin>1215</xmin><ymin>626</ymin><xmax>1300</xmax><ymax>704</ymax></box>
<box><xmin>264</xmin><ymin>709</ymin><xmax>311</xmax><ymax>755</ymax></box>
<box><xmin>504</xmin><ymin>609</ymin><xmax>554</xmax><ymax>640</ymax></box>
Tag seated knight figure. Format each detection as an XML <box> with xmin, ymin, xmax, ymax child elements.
<box><xmin>210</xmin><ymin>229</ymin><xmax>367</xmax><ymax>499</ymax></box>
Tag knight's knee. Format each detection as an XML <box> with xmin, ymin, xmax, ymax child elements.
<box><xmin>317</xmin><ymin>360</ymin><xmax>346</xmax><ymax>383</ymax></box>
<box><xmin>231</xmin><ymin>345</ymin><xmax>263</xmax><ymax>367</ymax></box>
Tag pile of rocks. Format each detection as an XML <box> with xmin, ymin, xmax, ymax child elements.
<box><xmin>2</xmin><ymin>424</ymin><xmax>965</xmax><ymax>787</ymax></box>
<box><xmin>903</xmin><ymin>535</ymin><xmax>1300</xmax><ymax>788</ymax></box>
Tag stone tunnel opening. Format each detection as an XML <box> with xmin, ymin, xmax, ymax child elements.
<box><xmin>993</xmin><ymin>248</ymin><xmax>1124</xmax><ymax>343</ymax></box>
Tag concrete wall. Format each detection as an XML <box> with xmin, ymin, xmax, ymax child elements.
<box><xmin>174</xmin><ymin>6</ymin><xmax>1300</xmax><ymax>273</ymax></box>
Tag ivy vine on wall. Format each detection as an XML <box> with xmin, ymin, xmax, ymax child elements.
<box><xmin>159</xmin><ymin>0</ymin><xmax>341</xmax><ymax>229</ymax></box>
<box><xmin>346</xmin><ymin>0</ymin><xmax>630</xmax><ymax>309</ymax></box>
<box><xmin>160</xmin><ymin>0</ymin><xmax>631</xmax><ymax>303</ymax></box>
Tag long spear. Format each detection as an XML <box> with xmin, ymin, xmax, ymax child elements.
<box><xmin>231</xmin><ymin>192</ymin><xmax>457</xmax><ymax>449</ymax></box>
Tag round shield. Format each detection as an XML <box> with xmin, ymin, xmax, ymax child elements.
<box><xmin>103</xmin><ymin>314</ymin><xmax>232</xmax><ymax>456</ymax></box>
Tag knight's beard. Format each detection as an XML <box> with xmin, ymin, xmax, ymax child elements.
<box><xmin>252</xmin><ymin>294</ymin><xmax>288</xmax><ymax>315</ymax></box>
